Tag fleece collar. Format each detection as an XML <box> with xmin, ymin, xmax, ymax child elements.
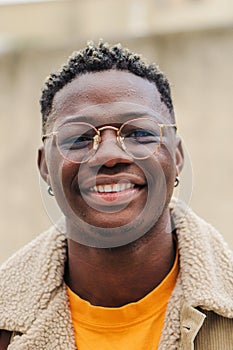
<box><xmin>158</xmin><ymin>199</ymin><xmax>233</xmax><ymax>349</ymax></box>
<box><xmin>173</xmin><ymin>199</ymin><xmax>233</xmax><ymax>317</ymax></box>
<box><xmin>0</xmin><ymin>200</ymin><xmax>232</xmax><ymax>349</ymax></box>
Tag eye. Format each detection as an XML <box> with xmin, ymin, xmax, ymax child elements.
<box><xmin>60</xmin><ymin>134</ymin><xmax>93</xmax><ymax>150</ymax></box>
<box><xmin>131</xmin><ymin>130</ymin><xmax>154</xmax><ymax>137</ymax></box>
<box><xmin>125</xmin><ymin>129</ymin><xmax>160</xmax><ymax>144</ymax></box>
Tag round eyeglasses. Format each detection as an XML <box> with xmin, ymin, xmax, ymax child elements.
<box><xmin>42</xmin><ymin>117</ymin><xmax>176</xmax><ymax>164</ymax></box>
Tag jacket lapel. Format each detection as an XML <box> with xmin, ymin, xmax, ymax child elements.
<box><xmin>179</xmin><ymin>303</ymin><xmax>206</xmax><ymax>350</ymax></box>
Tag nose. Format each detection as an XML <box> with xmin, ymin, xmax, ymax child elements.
<box><xmin>88</xmin><ymin>129</ymin><xmax>133</xmax><ymax>168</ymax></box>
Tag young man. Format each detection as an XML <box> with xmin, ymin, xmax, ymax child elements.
<box><xmin>0</xmin><ymin>41</ymin><xmax>232</xmax><ymax>349</ymax></box>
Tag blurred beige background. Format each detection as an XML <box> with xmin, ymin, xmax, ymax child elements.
<box><xmin>0</xmin><ymin>0</ymin><xmax>232</xmax><ymax>264</ymax></box>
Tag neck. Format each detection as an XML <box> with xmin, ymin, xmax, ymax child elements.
<box><xmin>65</xmin><ymin>210</ymin><xmax>176</xmax><ymax>307</ymax></box>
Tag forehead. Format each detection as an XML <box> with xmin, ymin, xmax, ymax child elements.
<box><xmin>51</xmin><ymin>70</ymin><xmax>170</xmax><ymax>125</ymax></box>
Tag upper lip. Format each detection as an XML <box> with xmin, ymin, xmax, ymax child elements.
<box><xmin>80</xmin><ymin>174</ymin><xmax>146</xmax><ymax>191</ymax></box>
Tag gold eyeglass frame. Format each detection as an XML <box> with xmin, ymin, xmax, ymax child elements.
<box><xmin>42</xmin><ymin>117</ymin><xmax>177</xmax><ymax>164</ymax></box>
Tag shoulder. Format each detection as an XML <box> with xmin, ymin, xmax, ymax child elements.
<box><xmin>0</xmin><ymin>224</ymin><xmax>67</xmax><ymax>277</ymax></box>
<box><xmin>171</xmin><ymin>200</ymin><xmax>233</xmax><ymax>317</ymax></box>
<box><xmin>0</xmin><ymin>224</ymin><xmax>67</xmax><ymax>334</ymax></box>
<box><xmin>170</xmin><ymin>198</ymin><xmax>233</xmax><ymax>262</ymax></box>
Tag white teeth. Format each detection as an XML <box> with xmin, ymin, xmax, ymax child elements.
<box><xmin>112</xmin><ymin>184</ymin><xmax>118</xmax><ymax>192</ymax></box>
<box><xmin>98</xmin><ymin>185</ymin><xmax>104</xmax><ymax>193</ymax></box>
<box><xmin>105</xmin><ymin>185</ymin><xmax>112</xmax><ymax>192</ymax></box>
<box><xmin>90</xmin><ymin>183</ymin><xmax>135</xmax><ymax>193</ymax></box>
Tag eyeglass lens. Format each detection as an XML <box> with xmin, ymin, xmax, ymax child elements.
<box><xmin>57</xmin><ymin>123</ymin><xmax>97</xmax><ymax>163</ymax></box>
<box><xmin>120</xmin><ymin>118</ymin><xmax>161</xmax><ymax>159</ymax></box>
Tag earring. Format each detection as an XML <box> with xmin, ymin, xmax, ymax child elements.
<box><xmin>48</xmin><ymin>186</ymin><xmax>54</xmax><ymax>196</ymax></box>
<box><xmin>174</xmin><ymin>176</ymin><xmax>180</xmax><ymax>188</ymax></box>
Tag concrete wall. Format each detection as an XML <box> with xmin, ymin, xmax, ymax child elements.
<box><xmin>0</xmin><ymin>0</ymin><xmax>232</xmax><ymax>263</ymax></box>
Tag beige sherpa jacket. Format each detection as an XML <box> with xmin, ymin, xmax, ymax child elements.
<box><xmin>0</xmin><ymin>200</ymin><xmax>232</xmax><ymax>350</ymax></box>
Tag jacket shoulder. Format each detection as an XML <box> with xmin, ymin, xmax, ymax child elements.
<box><xmin>0</xmin><ymin>225</ymin><xmax>67</xmax><ymax>333</ymax></box>
<box><xmin>0</xmin><ymin>226</ymin><xmax>66</xmax><ymax>279</ymax></box>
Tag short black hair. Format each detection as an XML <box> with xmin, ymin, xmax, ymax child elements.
<box><xmin>40</xmin><ymin>40</ymin><xmax>174</xmax><ymax>133</ymax></box>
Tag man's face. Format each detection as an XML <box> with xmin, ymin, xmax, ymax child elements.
<box><xmin>39</xmin><ymin>70</ymin><xmax>183</xmax><ymax>247</ymax></box>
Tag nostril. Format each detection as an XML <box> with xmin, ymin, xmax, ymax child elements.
<box><xmin>104</xmin><ymin>158</ymin><xmax>122</xmax><ymax>168</ymax></box>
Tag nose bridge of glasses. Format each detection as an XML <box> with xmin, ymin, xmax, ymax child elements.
<box><xmin>92</xmin><ymin>125</ymin><xmax>129</xmax><ymax>159</ymax></box>
<box><xmin>97</xmin><ymin>125</ymin><xmax>120</xmax><ymax>143</ymax></box>
<box><xmin>87</xmin><ymin>124</ymin><xmax>133</xmax><ymax>166</ymax></box>
<box><xmin>98</xmin><ymin>125</ymin><xmax>119</xmax><ymax>133</ymax></box>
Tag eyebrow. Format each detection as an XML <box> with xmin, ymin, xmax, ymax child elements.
<box><xmin>57</xmin><ymin>111</ymin><xmax>158</xmax><ymax>127</ymax></box>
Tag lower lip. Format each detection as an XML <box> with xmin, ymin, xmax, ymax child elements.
<box><xmin>82</xmin><ymin>187</ymin><xmax>144</xmax><ymax>206</ymax></box>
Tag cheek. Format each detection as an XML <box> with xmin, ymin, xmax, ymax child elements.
<box><xmin>47</xmin><ymin>152</ymin><xmax>80</xmax><ymax>212</ymax></box>
<box><xmin>145</xmin><ymin>150</ymin><xmax>176</xmax><ymax>182</ymax></box>
<box><xmin>143</xmin><ymin>151</ymin><xmax>176</xmax><ymax>202</ymax></box>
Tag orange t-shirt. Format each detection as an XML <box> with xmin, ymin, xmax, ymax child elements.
<box><xmin>67</xmin><ymin>252</ymin><xmax>178</xmax><ymax>350</ymax></box>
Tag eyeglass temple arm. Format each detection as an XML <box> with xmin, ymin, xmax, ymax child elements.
<box><xmin>42</xmin><ymin>131</ymin><xmax>57</xmax><ymax>142</ymax></box>
<box><xmin>159</xmin><ymin>123</ymin><xmax>177</xmax><ymax>131</ymax></box>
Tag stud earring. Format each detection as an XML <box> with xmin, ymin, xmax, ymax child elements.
<box><xmin>174</xmin><ymin>176</ymin><xmax>180</xmax><ymax>188</ymax></box>
<box><xmin>48</xmin><ymin>186</ymin><xmax>54</xmax><ymax>196</ymax></box>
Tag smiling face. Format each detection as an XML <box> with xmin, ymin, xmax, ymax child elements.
<box><xmin>38</xmin><ymin>70</ymin><xmax>183</xmax><ymax>247</ymax></box>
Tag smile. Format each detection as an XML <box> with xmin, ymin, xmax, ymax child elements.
<box><xmin>82</xmin><ymin>184</ymin><xmax>145</xmax><ymax>207</ymax></box>
<box><xmin>79</xmin><ymin>174</ymin><xmax>146</xmax><ymax>207</ymax></box>
<box><xmin>89</xmin><ymin>183</ymin><xmax>135</xmax><ymax>193</ymax></box>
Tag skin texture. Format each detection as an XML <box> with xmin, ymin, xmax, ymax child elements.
<box><xmin>38</xmin><ymin>70</ymin><xmax>184</xmax><ymax>307</ymax></box>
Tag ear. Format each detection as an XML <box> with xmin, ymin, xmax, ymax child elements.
<box><xmin>175</xmin><ymin>136</ymin><xmax>184</xmax><ymax>176</ymax></box>
<box><xmin>37</xmin><ymin>146</ymin><xmax>50</xmax><ymax>185</ymax></box>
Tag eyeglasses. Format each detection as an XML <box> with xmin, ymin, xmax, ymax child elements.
<box><xmin>42</xmin><ymin>117</ymin><xmax>176</xmax><ymax>164</ymax></box>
